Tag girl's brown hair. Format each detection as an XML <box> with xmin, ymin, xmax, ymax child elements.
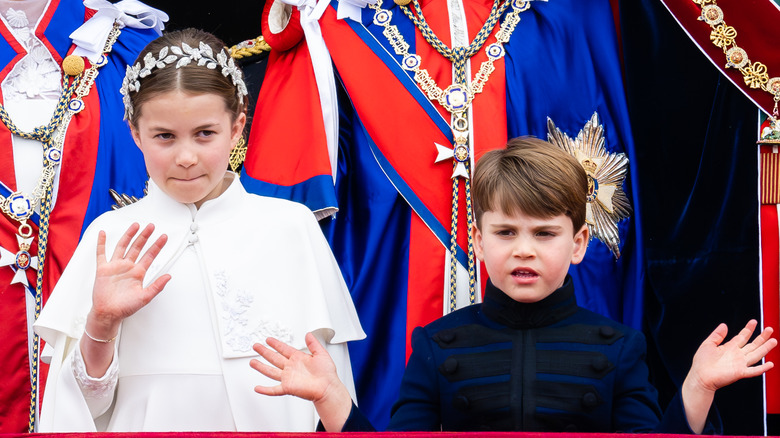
<box><xmin>126</xmin><ymin>28</ymin><xmax>246</xmax><ymax>128</ymax></box>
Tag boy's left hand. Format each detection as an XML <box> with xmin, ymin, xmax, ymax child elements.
<box><xmin>681</xmin><ymin>319</ymin><xmax>776</xmax><ymax>434</ymax></box>
<box><xmin>688</xmin><ymin>319</ymin><xmax>776</xmax><ymax>392</ymax></box>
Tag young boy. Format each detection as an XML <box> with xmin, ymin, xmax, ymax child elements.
<box><xmin>251</xmin><ymin>137</ymin><xmax>776</xmax><ymax>433</ymax></box>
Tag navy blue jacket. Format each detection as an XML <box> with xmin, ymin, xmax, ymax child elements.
<box><xmin>338</xmin><ymin>277</ymin><xmax>721</xmax><ymax>432</ymax></box>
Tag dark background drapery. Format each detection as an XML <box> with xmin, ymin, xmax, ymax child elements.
<box><xmin>620</xmin><ymin>0</ymin><xmax>766</xmax><ymax>435</ymax></box>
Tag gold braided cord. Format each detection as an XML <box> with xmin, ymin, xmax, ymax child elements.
<box><xmin>400</xmin><ymin>0</ymin><xmax>510</xmax><ymax>85</ymax></box>
<box><xmin>371</xmin><ymin>0</ymin><xmax>531</xmax><ymax>309</ymax></box>
<box><xmin>28</xmin><ymin>185</ymin><xmax>54</xmax><ymax>432</ymax></box>
<box><xmin>21</xmin><ymin>23</ymin><xmax>122</xmax><ymax>433</ymax></box>
<box><xmin>0</xmin><ymin>24</ymin><xmax>121</xmax><ymax>223</ymax></box>
<box><xmin>405</xmin><ymin>0</ymin><xmax>505</xmax><ymax>60</ymax></box>
<box><xmin>0</xmin><ymin>75</ymin><xmax>76</xmax><ymax>143</ymax></box>
<box><xmin>693</xmin><ymin>0</ymin><xmax>780</xmax><ymax>117</ymax></box>
<box><xmin>448</xmin><ymin>172</ymin><xmax>459</xmax><ymax>312</ymax></box>
<box><xmin>229</xmin><ymin>36</ymin><xmax>272</xmax><ymax>59</ymax></box>
<box><xmin>464</xmin><ymin>164</ymin><xmax>476</xmax><ymax>304</ymax></box>
<box><xmin>370</xmin><ymin>0</ymin><xmax>529</xmax><ymax>114</ymax></box>
<box><xmin>0</xmin><ymin>76</ymin><xmax>79</xmax><ymax>222</ymax></box>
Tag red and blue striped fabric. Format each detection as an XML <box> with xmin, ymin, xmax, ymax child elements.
<box><xmin>0</xmin><ymin>1</ymin><xmax>155</xmax><ymax>431</ymax></box>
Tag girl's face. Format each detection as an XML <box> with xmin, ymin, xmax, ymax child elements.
<box><xmin>131</xmin><ymin>90</ymin><xmax>246</xmax><ymax>208</ymax></box>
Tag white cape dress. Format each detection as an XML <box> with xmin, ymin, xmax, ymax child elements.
<box><xmin>34</xmin><ymin>174</ymin><xmax>365</xmax><ymax>432</ymax></box>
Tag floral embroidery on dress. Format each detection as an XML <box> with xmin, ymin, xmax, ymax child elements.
<box><xmin>213</xmin><ymin>271</ymin><xmax>293</xmax><ymax>354</ymax></box>
<box><xmin>1</xmin><ymin>7</ymin><xmax>62</xmax><ymax>101</ymax></box>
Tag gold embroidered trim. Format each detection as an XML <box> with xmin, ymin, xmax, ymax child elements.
<box><xmin>693</xmin><ymin>0</ymin><xmax>780</xmax><ymax>116</ymax></box>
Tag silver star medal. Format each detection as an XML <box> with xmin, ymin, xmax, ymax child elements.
<box><xmin>0</xmin><ymin>234</ymin><xmax>39</xmax><ymax>286</ymax></box>
<box><xmin>547</xmin><ymin>112</ymin><xmax>632</xmax><ymax>258</ymax></box>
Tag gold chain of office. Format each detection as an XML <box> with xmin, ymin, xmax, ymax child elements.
<box><xmin>370</xmin><ymin>0</ymin><xmax>531</xmax><ymax>310</ymax></box>
<box><xmin>693</xmin><ymin>0</ymin><xmax>780</xmax><ymax>119</ymax></box>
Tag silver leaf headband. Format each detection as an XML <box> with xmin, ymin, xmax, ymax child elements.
<box><xmin>120</xmin><ymin>41</ymin><xmax>249</xmax><ymax>120</ymax></box>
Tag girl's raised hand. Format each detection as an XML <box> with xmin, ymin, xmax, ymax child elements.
<box><xmin>89</xmin><ymin>223</ymin><xmax>171</xmax><ymax>329</ymax></box>
<box><xmin>251</xmin><ymin>333</ymin><xmax>340</xmax><ymax>401</ymax></box>
<box><xmin>251</xmin><ymin>333</ymin><xmax>353</xmax><ymax>431</ymax></box>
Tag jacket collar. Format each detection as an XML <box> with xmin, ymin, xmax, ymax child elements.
<box><xmin>481</xmin><ymin>275</ymin><xmax>578</xmax><ymax>329</ymax></box>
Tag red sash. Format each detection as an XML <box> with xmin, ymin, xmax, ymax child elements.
<box><xmin>320</xmin><ymin>0</ymin><xmax>508</xmax><ymax>354</ymax></box>
<box><xmin>0</xmin><ymin>1</ymin><xmax>103</xmax><ymax>431</ymax></box>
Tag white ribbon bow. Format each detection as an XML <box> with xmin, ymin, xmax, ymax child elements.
<box><xmin>70</xmin><ymin>0</ymin><xmax>169</xmax><ymax>61</ymax></box>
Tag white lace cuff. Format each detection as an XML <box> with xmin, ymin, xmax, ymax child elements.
<box><xmin>71</xmin><ymin>344</ymin><xmax>119</xmax><ymax>400</ymax></box>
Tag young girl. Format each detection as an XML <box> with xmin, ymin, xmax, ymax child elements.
<box><xmin>33</xmin><ymin>28</ymin><xmax>365</xmax><ymax>432</ymax></box>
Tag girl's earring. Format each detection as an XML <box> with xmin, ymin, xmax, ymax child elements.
<box><xmin>229</xmin><ymin>136</ymin><xmax>247</xmax><ymax>172</ymax></box>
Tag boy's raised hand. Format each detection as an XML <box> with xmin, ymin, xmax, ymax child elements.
<box><xmin>688</xmin><ymin>319</ymin><xmax>777</xmax><ymax>392</ymax></box>
<box><xmin>251</xmin><ymin>333</ymin><xmax>352</xmax><ymax>431</ymax></box>
<box><xmin>682</xmin><ymin>319</ymin><xmax>777</xmax><ymax>434</ymax></box>
<box><xmin>689</xmin><ymin>319</ymin><xmax>776</xmax><ymax>390</ymax></box>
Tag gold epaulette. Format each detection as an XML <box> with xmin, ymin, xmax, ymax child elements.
<box><xmin>229</xmin><ymin>36</ymin><xmax>272</xmax><ymax>59</ymax></box>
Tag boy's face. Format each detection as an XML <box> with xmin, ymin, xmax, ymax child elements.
<box><xmin>473</xmin><ymin>208</ymin><xmax>588</xmax><ymax>303</ymax></box>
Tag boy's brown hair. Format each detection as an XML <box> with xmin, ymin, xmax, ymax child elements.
<box><xmin>472</xmin><ymin>137</ymin><xmax>588</xmax><ymax>232</ymax></box>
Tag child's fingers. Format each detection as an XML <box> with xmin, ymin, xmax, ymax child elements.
<box><xmin>743</xmin><ymin>327</ymin><xmax>775</xmax><ymax>354</ymax></box>
<box><xmin>742</xmin><ymin>361</ymin><xmax>774</xmax><ymax>379</ymax></box>
<box><xmin>304</xmin><ymin>332</ymin><xmax>328</xmax><ymax>356</ymax></box>
<box><xmin>754</xmin><ymin>327</ymin><xmax>774</xmax><ymax>346</ymax></box>
<box><xmin>111</xmin><ymin>223</ymin><xmax>140</xmax><ymax>260</ymax></box>
<box><xmin>138</xmin><ymin>234</ymin><xmax>168</xmax><ymax>271</ymax></box>
<box><xmin>252</xmin><ymin>342</ymin><xmax>269</xmax><ymax>356</ymax></box>
<box><xmin>266</xmin><ymin>336</ymin><xmax>300</xmax><ymax>359</ymax></box>
<box><xmin>250</xmin><ymin>357</ymin><xmax>282</xmax><ymax>382</ymax></box>
<box><xmin>746</xmin><ymin>338</ymin><xmax>778</xmax><ymax>366</ymax></box>
<box><xmin>725</xmin><ymin>319</ymin><xmax>759</xmax><ymax>349</ymax></box>
<box><xmin>124</xmin><ymin>223</ymin><xmax>156</xmax><ymax>262</ymax></box>
<box><xmin>254</xmin><ymin>340</ymin><xmax>292</xmax><ymax>369</ymax></box>
<box><xmin>703</xmin><ymin>323</ymin><xmax>729</xmax><ymax>347</ymax></box>
<box><xmin>96</xmin><ymin>231</ymin><xmax>108</xmax><ymax>263</ymax></box>
<box><xmin>254</xmin><ymin>383</ymin><xmax>285</xmax><ymax>397</ymax></box>
<box><xmin>144</xmin><ymin>273</ymin><xmax>171</xmax><ymax>301</ymax></box>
